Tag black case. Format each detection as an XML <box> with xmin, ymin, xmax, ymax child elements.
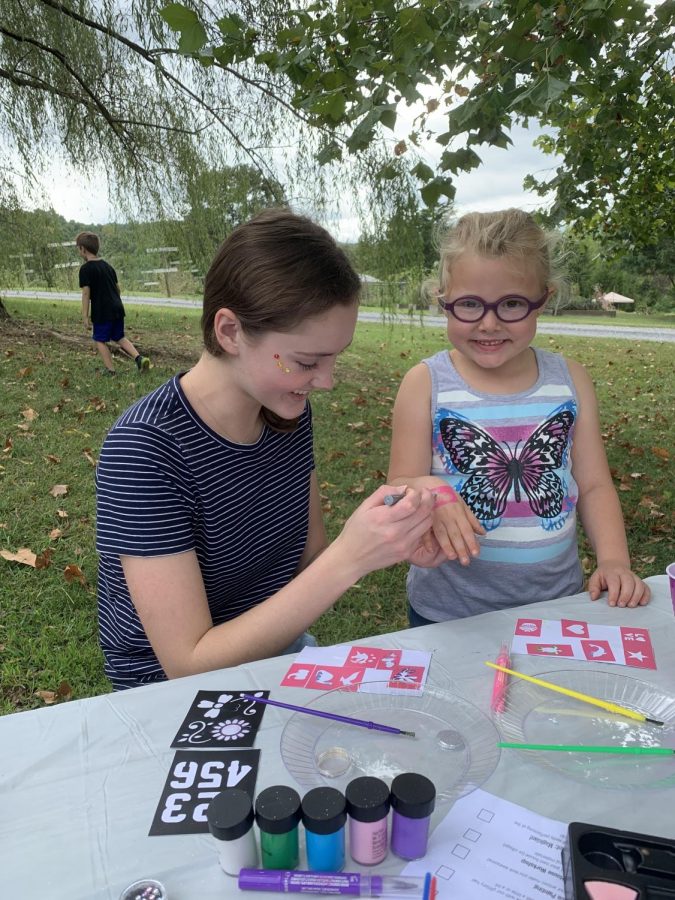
<box><xmin>562</xmin><ymin>821</ymin><xmax>675</xmax><ymax>899</ymax></box>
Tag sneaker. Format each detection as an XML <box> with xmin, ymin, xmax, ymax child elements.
<box><xmin>135</xmin><ymin>355</ymin><xmax>150</xmax><ymax>372</ymax></box>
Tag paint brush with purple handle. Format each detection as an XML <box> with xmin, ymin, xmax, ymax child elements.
<box><xmin>241</xmin><ymin>694</ymin><xmax>416</xmax><ymax>737</ymax></box>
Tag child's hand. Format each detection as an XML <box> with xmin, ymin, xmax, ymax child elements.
<box><xmin>336</xmin><ymin>485</ymin><xmax>435</xmax><ymax>577</ymax></box>
<box><xmin>588</xmin><ymin>562</ymin><xmax>651</xmax><ymax>607</ymax></box>
<box><xmin>407</xmin><ymin>530</ymin><xmax>447</xmax><ymax>568</ymax></box>
<box><xmin>431</xmin><ymin>486</ymin><xmax>486</xmax><ymax>566</ymax></box>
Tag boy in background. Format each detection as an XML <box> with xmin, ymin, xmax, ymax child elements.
<box><xmin>76</xmin><ymin>231</ymin><xmax>150</xmax><ymax>376</ymax></box>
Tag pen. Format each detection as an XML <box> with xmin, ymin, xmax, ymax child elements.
<box><xmin>490</xmin><ymin>642</ymin><xmax>510</xmax><ymax>713</ymax></box>
<box><xmin>484</xmin><ymin>662</ymin><xmax>665</xmax><ymax>726</ymax></box>
<box><xmin>238</xmin><ymin>869</ymin><xmax>436</xmax><ymax>897</ymax></box>
<box><xmin>383</xmin><ymin>491</ymin><xmax>406</xmax><ymax>506</ymax></box>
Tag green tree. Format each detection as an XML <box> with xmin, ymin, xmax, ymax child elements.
<box><xmin>2</xmin><ymin>1</ymin><xmax>672</xmax><ymax>256</ymax></box>
<box><xmin>161</xmin><ymin>0</ymin><xmax>673</xmax><ymax>249</ymax></box>
<box><xmin>172</xmin><ymin>165</ymin><xmax>286</xmax><ymax>273</ymax></box>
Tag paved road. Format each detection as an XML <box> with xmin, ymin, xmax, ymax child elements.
<box><xmin>5</xmin><ymin>289</ymin><xmax>674</xmax><ymax>343</ymax></box>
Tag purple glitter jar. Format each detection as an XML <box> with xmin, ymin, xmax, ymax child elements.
<box><xmin>389</xmin><ymin>773</ymin><xmax>436</xmax><ymax>860</ymax></box>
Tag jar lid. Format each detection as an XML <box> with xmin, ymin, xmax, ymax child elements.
<box><xmin>255</xmin><ymin>785</ymin><xmax>302</xmax><ymax>834</ymax></box>
<box><xmin>301</xmin><ymin>787</ymin><xmax>347</xmax><ymax>834</ymax></box>
<box><xmin>390</xmin><ymin>773</ymin><xmax>436</xmax><ymax>819</ymax></box>
<box><xmin>207</xmin><ymin>788</ymin><xmax>254</xmax><ymax>841</ymax></box>
<box><xmin>345</xmin><ymin>776</ymin><xmax>390</xmax><ymax>823</ymax></box>
<box><xmin>118</xmin><ymin>878</ymin><xmax>167</xmax><ymax>900</ymax></box>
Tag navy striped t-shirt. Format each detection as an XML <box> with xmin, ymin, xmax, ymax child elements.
<box><xmin>95</xmin><ymin>375</ymin><xmax>315</xmax><ymax>689</ymax></box>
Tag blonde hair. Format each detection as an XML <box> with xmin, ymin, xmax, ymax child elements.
<box><xmin>435</xmin><ymin>209</ymin><xmax>561</xmax><ymax>301</ymax></box>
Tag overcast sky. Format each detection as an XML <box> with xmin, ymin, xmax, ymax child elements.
<box><xmin>40</xmin><ymin>122</ymin><xmax>558</xmax><ymax>242</ymax></box>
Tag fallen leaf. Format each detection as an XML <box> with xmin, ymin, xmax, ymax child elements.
<box><xmin>3</xmin><ymin>437</ymin><xmax>12</xmax><ymax>454</ymax></box>
<box><xmin>35</xmin><ymin>549</ymin><xmax>53</xmax><ymax>569</ymax></box>
<box><xmin>21</xmin><ymin>408</ymin><xmax>38</xmax><ymax>421</ymax></box>
<box><xmin>56</xmin><ymin>680</ymin><xmax>73</xmax><ymax>701</ymax></box>
<box><xmin>0</xmin><ymin>547</ymin><xmax>37</xmax><ymax>567</ymax></box>
<box><xmin>18</xmin><ymin>367</ymin><xmax>32</xmax><ymax>378</ymax></box>
<box><xmin>64</xmin><ymin>563</ymin><xmax>86</xmax><ymax>585</ymax></box>
<box><xmin>49</xmin><ymin>484</ymin><xmax>68</xmax><ymax>497</ymax></box>
<box><xmin>83</xmin><ymin>449</ymin><xmax>97</xmax><ymax>467</ymax></box>
<box><xmin>652</xmin><ymin>447</ymin><xmax>670</xmax><ymax>461</ymax></box>
<box><xmin>45</xmin><ymin>454</ymin><xmax>61</xmax><ymax>464</ymax></box>
<box><xmin>34</xmin><ymin>690</ymin><xmax>57</xmax><ymax>704</ymax></box>
<box><xmin>630</xmin><ymin>472</ymin><xmax>644</xmax><ymax>479</ymax></box>
<box><xmin>49</xmin><ymin>528</ymin><xmax>63</xmax><ymax>540</ymax></box>
<box><xmin>56</xmin><ymin>509</ymin><xmax>68</xmax><ymax>519</ymax></box>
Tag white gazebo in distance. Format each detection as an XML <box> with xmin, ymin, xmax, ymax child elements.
<box><xmin>599</xmin><ymin>291</ymin><xmax>635</xmax><ymax>309</ymax></box>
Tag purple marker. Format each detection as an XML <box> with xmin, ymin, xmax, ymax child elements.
<box><xmin>238</xmin><ymin>869</ymin><xmax>433</xmax><ymax>898</ymax></box>
<box><xmin>389</xmin><ymin>773</ymin><xmax>436</xmax><ymax>861</ymax></box>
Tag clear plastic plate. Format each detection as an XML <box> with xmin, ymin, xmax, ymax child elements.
<box><xmin>280</xmin><ymin>683</ymin><xmax>500</xmax><ymax>805</ymax></box>
<box><xmin>495</xmin><ymin>668</ymin><xmax>675</xmax><ymax>789</ymax></box>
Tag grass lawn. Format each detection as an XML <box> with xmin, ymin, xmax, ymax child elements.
<box><xmin>0</xmin><ymin>297</ymin><xmax>672</xmax><ymax>716</ymax></box>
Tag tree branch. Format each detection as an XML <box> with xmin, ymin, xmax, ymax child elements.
<box><xmin>36</xmin><ymin>0</ymin><xmax>289</xmax><ymax>187</ymax></box>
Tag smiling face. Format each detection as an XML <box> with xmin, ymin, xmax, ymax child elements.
<box><xmin>234</xmin><ymin>302</ymin><xmax>359</xmax><ymax>419</ymax></box>
<box><xmin>443</xmin><ymin>252</ymin><xmax>549</xmax><ymax>382</ymax></box>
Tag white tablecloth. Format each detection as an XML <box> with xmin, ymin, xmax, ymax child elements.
<box><xmin>1</xmin><ymin>575</ymin><xmax>673</xmax><ymax>899</ymax></box>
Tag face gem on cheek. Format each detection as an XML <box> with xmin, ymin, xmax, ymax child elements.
<box><xmin>273</xmin><ymin>353</ymin><xmax>290</xmax><ymax>374</ymax></box>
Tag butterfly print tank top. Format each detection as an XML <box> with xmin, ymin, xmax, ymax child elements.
<box><xmin>408</xmin><ymin>348</ymin><xmax>584</xmax><ymax>621</ymax></box>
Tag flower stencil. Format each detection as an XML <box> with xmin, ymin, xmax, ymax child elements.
<box><xmin>211</xmin><ymin>719</ymin><xmax>251</xmax><ymax>742</ymax></box>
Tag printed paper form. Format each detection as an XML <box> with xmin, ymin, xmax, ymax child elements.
<box><xmin>403</xmin><ymin>789</ymin><xmax>566</xmax><ymax>900</ymax></box>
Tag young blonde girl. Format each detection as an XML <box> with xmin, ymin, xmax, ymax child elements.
<box><xmin>388</xmin><ymin>209</ymin><xmax>650</xmax><ymax>624</ymax></box>
<box><xmin>96</xmin><ymin>209</ymin><xmax>437</xmax><ymax>689</ymax></box>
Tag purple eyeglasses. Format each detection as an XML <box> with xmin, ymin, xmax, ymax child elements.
<box><xmin>441</xmin><ymin>290</ymin><xmax>549</xmax><ymax>323</ymax></box>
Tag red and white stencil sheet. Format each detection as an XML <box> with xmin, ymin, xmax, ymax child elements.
<box><xmin>280</xmin><ymin>644</ymin><xmax>431</xmax><ymax>695</ymax></box>
<box><xmin>510</xmin><ymin>618</ymin><xmax>656</xmax><ymax>669</ymax></box>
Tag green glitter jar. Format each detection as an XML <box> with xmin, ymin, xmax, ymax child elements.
<box><xmin>255</xmin><ymin>785</ymin><xmax>302</xmax><ymax>870</ymax></box>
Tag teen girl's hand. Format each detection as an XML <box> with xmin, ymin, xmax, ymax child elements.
<box><xmin>430</xmin><ymin>484</ymin><xmax>486</xmax><ymax>566</ymax></box>
<box><xmin>334</xmin><ymin>484</ymin><xmax>435</xmax><ymax>577</ymax></box>
<box><xmin>588</xmin><ymin>562</ymin><xmax>651</xmax><ymax>608</ymax></box>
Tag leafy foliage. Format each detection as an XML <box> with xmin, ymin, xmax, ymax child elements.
<box><xmin>167</xmin><ymin>165</ymin><xmax>286</xmax><ymax>273</ymax></box>
<box><xmin>162</xmin><ymin>0</ymin><xmax>673</xmax><ymax>247</ymax></box>
<box><xmin>1</xmin><ymin>1</ymin><xmax>671</xmax><ymax>254</ymax></box>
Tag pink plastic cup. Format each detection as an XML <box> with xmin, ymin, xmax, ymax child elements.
<box><xmin>667</xmin><ymin>562</ymin><xmax>675</xmax><ymax>614</ymax></box>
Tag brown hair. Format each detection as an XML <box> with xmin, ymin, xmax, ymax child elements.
<box><xmin>75</xmin><ymin>231</ymin><xmax>100</xmax><ymax>255</ymax></box>
<box><xmin>202</xmin><ymin>208</ymin><xmax>361</xmax><ymax>430</ymax></box>
<box><xmin>433</xmin><ymin>209</ymin><xmax>561</xmax><ymax>303</ymax></box>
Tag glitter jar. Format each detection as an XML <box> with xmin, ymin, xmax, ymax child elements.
<box><xmin>207</xmin><ymin>788</ymin><xmax>258</xmax><ymax>875</ymax></box>
<box><xmin>255</xmin><ymin>785</ymin><xmax>302</xmax><ymax>870</ymax></box>
<box><xmin>301</xmin><ymin>786</ymin><xmax>347</xmax><ymax>872</ymax></box>
<box><xmin>118</xmin><ymin>878</ymin><xmax>167</xmax><ymax>900</ymax></box>
<box><xmin>345</xmin><ymin>776</ymin><xmax>390</xmax><ymax>866</ymax></box>
<box><xmin>390</xmin><ymin>773</ymin><xmax>436</xmax><ymax>860</ymax></box>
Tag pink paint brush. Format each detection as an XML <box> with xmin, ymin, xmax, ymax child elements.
<box><xmin>490</xmin><ymin>642</ymin><xmax>510</xmax><ymax>713</ymax></box>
